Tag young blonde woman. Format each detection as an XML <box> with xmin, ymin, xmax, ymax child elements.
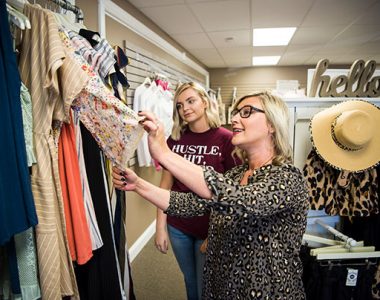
<box><xmin>113</xmin><ymin>90</ymin><xmax>309</xmax><ymax>299</ymax></box>
<box><xmin>154</xmin><ymin>82</ymin><xmax>239</xmax><ymax>300</ymax></box>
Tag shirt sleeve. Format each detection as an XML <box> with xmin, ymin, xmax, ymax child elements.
<box><xmin>202</xmin><ymin>165</ymin><xmax>308</xmax><ymax>217</ymax></box>
<box><xmin>165</xmin><ymin>191</ymin><xmax>209</xmax><ymax>217</ymax></box>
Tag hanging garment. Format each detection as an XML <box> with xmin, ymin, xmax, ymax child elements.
<box><xmin>0</xmin><ymin>0</ymin><xmax>37</xmax><ymax>246</ymax></box>
<box><xmin>68</xmin><ymin>30</ymin><xmax>116</xmax><ymax>80</ymax></box>
<box><xmin>13</xmin><ymin>228</ymin><xmax>41</xmax><ymax>299</ymax></box>
<box><xmin>75</xmin><ymin>124</ymin><xmax>126</xmax><ymax>300</ymax></box>
<box><xmin>18</xmin><ymin>4</ymin><xmax>89</xmax><ymax>299</ymax></box>
<box><xmin>133</xmin><ymin>81</ymin><xmax>158</xmax><ymax>167</ymax></box>
<box><xmin>133</xmin><ymin>81</ymin><xmax>173</xmax><ymax>167</ymax></box>
<box><xmin>60</xmin><ymin>28</ymin><xmax>143</xmax><ymax>170</ymax></box>
<box><xmin>303</xmin><ymin>149</ymin><xmax>379</xmax><ymax>218</ymax></box>
<box><xmin>301</xmin><ymin>250</ymin><xmax>376</xmax><ymax>300</ymax></box>
<box><xmin>20</xmin><ymin>83</ymin><xmax>37</xmax><ymax>166</ymax></box>
<box><xmin>58</xmin><ymin>114</ymin><xmax>93</xmax><ymax>265</ymax></box>
<box><xmin>73</xmin><ymin>111</ymin><xmax>103</xmax><ymax>250</ymax></box>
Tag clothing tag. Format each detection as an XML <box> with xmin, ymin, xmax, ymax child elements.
<box><xmin>346</xmin><ymin>268</ymin><xmax>358</xmax><ymax>286</ymax></box>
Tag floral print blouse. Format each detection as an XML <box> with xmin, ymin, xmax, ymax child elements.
<box><xmin>166</xmin><ymin>163</ymin><xmax>309</xmax><ymax>299</ymax></box>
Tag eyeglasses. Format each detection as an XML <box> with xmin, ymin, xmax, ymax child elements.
<box><xmin>231</xmin><ymin>105</ymin><xmax>265</xmax><ymax>118</ymax></box>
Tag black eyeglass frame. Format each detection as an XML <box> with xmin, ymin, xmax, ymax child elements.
<box><xmin>231</xmin><ymin>105</ymin><xmax>265</xmax><ymax>118</ymax></box>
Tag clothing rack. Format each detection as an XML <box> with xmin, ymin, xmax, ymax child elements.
<box><xmin>49</xmin><ymin>0</ymin><xmax>83</xmax><ymax>22</ymax></box>
<box><xmin>123</xmin><ymin>41</ymin><xmax>202</xmax><ymax>94</ymax></box>
<box><xmin>121</xmin><ymin>42</ymin><xmax>206</xmax><ymax>166</ymax></box>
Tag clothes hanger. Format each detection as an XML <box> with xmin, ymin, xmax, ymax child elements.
<box><xmin>6</xmin><ymin>3</ymin><xmax>30</xmax><ymax>30</ymax></box>
<box><xmin>316</xmin><ymin>251</ymin><xmax>380</xmax><ymax>260</ymax></box>
<box><xmin>314</xmin><ymin>219</ymin><xmax>357</xmax><ymax>247</ymax></box>
<box><xmin>305</xmin><ymin>218</ymin><xmax>380</xmax><ymax>260</ymax></box>
<box><xmin>302</xmin><ymin>233</ymin><xmax>354</xmax><ymax>247</ymax></box>
<box><xmin>53</xmin><ymin>2</ymin><xmax>86</xmax><ymax>33</ymax></box>
<box><xmin>142</xmin><ymin>76</ymin><xmax>152</xmax><ymax>87</ymax></box>
<box><xmin>6</xmin><ymin>0</ymin><xmax>26</xmax><ymax>11</ymax></box>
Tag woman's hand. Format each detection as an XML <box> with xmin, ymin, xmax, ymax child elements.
<box><xmin>155</xmin><ymin>228</ymin><xmax>169</xmax><ymax>254</ymax></box>
<box><xmin>138</xmin><ymin>111</ymin><xmax>170</xmax><ymax>162</ymax></box>
<box><xmin>112</xmin><ymin>166</ymin><xmax>138</xmax><ymax>191</ymax></box>
<box><xmin>200</xmin><ymin>238</ymin><xmax>208</xmax><ymax>254</ymax></box>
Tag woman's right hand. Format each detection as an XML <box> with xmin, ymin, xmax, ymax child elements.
<box><xmin>155</xmin><ymin>228</ymin><xmax>169</xmax><ymax>254</ymax></box>
<box><xmin>138</xmin><ymin>111</ymin><xmax>170</xmax><ymax>162</ymax></box>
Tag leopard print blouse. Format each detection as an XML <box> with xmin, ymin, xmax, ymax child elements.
<box><xmin>166</xmin><ymin>163</ymin><xmax>309</xmax><ymax>299</ymax></box>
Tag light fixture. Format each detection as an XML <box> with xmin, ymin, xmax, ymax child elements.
<box><xmin>252</xmin><ymin>56</ymin><xmax>281</xmax><ymax>66</ymax></box>
<box><xmin>253</xmin><ymin>27</ymin><xmax>296</xmax><ymax>46</ymax></box>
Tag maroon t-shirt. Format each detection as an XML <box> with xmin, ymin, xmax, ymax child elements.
<box><xmin>166</xmin><ymin>127</ymin><xmax>239</xmax><ymax>239</ymax></box>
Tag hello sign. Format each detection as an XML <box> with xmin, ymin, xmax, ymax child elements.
<box><xmin>309</xmin><ymin>59</ymin><xmax>380</xmax><ymax>97</ymax></box>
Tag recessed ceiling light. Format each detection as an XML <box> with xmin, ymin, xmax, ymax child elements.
<box><xmin>253</xmin><ymin>27</ymin><xmax>297</xmax><ymax>46</ymax></box>
<box><xmin>252</xmin><ymin>56</ymin><xmax>281</xmax><ymax>66</ymax></box>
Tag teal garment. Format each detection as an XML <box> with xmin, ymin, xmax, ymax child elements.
<box><xmin>0</xmin><ymin>0</ymin><xmax>38</xmax><ymax>245</ymax></box>
<box><xmin>20</xmin><ymin>83</ymin><xmax>36</xmax><ymax>167</ymax></box>
<box><xmin>14</xmin><ymin>228</ymin><xmax>41</xmax><ymax>300</ymax></box>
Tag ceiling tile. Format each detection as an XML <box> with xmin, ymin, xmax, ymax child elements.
<box><xmin>140</xmin><ymin>5</ymin><xmax>203</xmax><ymax>34</ymax></box>
<box><xmin>251</xmin><ymin>0</ymin><xmax>314</xmax><ymax>27</ymax></box>
<box><xmin>252</xmin><ymin>46</ymin><xmax>286</xmax><ymax>56</ymax></box>
<box><xmin>291</xmin><ymin>26</ymin><xmax>346</xmax><ymax>45</ymax></box>
<box><xmin>278</xmin><ymin>54</ymin><xmax>310</xmax><ymax>66</ymax></box>
<box><xmin>355</xmin><ymin>1</ymin><xmax>380</xmax><ymax>25</ymax></box>
<box><xmin>190</xmin><ymin>0</ymin><xmax>251</xmax><ymax>31</ymax></box>
<box><xmin>302</xmin><ymin>0</ymin><xmax>377</xmax><ymax>26</ymax></box>
<box><xmin>171</xmin><ymin>32</ymin><xmax>214</xmax><ymax>49</ymax></box>
<box><xmin>330</xmin><ymin>25</ymin><xmax>380</xmax><ymax>46</ymax></box>
<box><xmin>219</xmin><ymin>46</ymin><xmax>253</xmax><ymax>59</ymax></box>
<box><xmin>350</xmin><ymin>40</ymin><xmax>380</xmax><ymax>55</ymax></box>
<box><xmin>208</xmin><ymin>30</ymin><xmax>251</xmax><ymax>48</ymax></box>
<box><xmin>189</xmin><ymin>48</ymin><xmax>226</xmax><ymax>67</ymax></box>
<box><xmin>221</xmin><ymin>48</ymin><xmax>253</xmax><ymax>68</ymax></box>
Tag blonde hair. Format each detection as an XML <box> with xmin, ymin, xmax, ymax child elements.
<box><xmin>171</xmin><ymin>82</ymin><xmax>221</xmax><ymax>140</ymax></box>
<box><xmin>232</xmin><ymin>91</ymin><xmax>293</xmax><ymax>164</ymax></box>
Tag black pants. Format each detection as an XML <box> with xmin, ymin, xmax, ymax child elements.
<box><xmin>301</xmin><ymin>247</ymin><xmax>376</xmax><ymax>300</ymax></box>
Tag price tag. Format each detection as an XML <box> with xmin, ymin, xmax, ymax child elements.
<box><xmin>346</xmin><ymin>268</ymin><xmax>358</xmax><ymax>286</ymax></box>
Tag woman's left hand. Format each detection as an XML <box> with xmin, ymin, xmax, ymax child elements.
<box><xmin>112</xmin><ymin>166</ymin><xmax>138</xmax><ymax>191</ymax></box>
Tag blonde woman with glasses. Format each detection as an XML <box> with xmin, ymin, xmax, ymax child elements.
<box><xmin>114</xmin><ymin>91</ymin><xmax>309</xmax><ymax>299</ymax></box>
<box><xmin>155</xmin><ymin>82</ymin><xmax>238</xmax><ymax>300</ymax></box>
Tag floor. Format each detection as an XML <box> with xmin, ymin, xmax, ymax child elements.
<box><xmin>131</xmin><ymin>237</ymin><xmax>186</xmax><ymax>300</ymax></box>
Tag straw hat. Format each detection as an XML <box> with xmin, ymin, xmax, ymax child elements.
<box><xmin>310</xmin><ymin>100</ymin><xmax>380</xmax><ymax>172</ymax></box>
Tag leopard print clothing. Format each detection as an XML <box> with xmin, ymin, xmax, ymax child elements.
<box><xmin>166</xmin><ymin>163</ymin><xmax>309</xmax><ymax>299</ymax></box>
<box><xmin>373</xmin><ymin>263</ymin><xmax>380</xmax><ymax>299</ymax></box>
<box><xmin>303</xmin><ymin>149</ymin><xmax>379</xmax><ymax>218</ymax></box>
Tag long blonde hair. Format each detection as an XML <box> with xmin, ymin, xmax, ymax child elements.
<box><xmin>232</xmin><ymin>91</ymin><xmax>293</xmax><ymax>164</ymax></box>
<box><xmin>171</xmin><ymin>82</ymin><xmax>221</xmax><ymax>140</ymax></box>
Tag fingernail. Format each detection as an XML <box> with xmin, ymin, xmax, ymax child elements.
<box><xmin>123</xmin><ymin>182</ymin><xmax>127</xmax><ymax>186</ymax></box>
<box><xmin>121</xmin><ymin>172</ymin><xmax>125</xmax><ymax>176</ymax></box>
<box><xmin>121</xmin><ymin>177</ymin><xmax>126</xmax><ymax>181</ymax></box>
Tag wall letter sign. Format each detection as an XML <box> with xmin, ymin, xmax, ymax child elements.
<box><xmin>309</xmin><ymin>59</ymin><xmax>380</xmax><ymax>97</ymax></box>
